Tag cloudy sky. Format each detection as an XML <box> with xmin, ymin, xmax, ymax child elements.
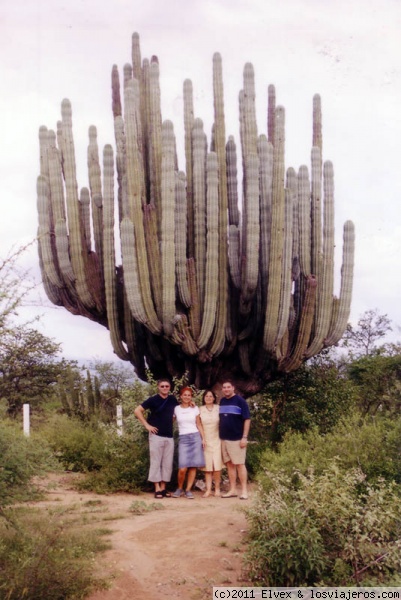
<box><xmin>2</xmin><ymin>0</ymin><xmax>401</xmax><ymax>365</ymax></box>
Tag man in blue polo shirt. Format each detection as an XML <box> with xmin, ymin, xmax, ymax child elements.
<box><xmin>134</xmin><ymin>378</ymin><xmax>178</xmax><ymax>498</ymax></box>
<box><xmin>219</xmin><ymin>380</ymin><xmax>251</xmax><ymax>499</ymax></box>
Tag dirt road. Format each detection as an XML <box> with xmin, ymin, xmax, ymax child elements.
<box><xmin>34</xmin><ymin>474</ymin><xmax>252</xmax><ymax>600</ymax></box>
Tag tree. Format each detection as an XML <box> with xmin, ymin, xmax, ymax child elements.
<box><xmin>251</xmin><ymin>361</ymin><xmax>355</xmax><ymax>444</ymax></box>
<box><xmin>348</xmin><ymin>353</ymin><xmax>401</xmax><ymax>415</ymax></box>
<box><xmin>342</xmin><ymin>309</ymin><xmax>392</xmax><ymax>357</ymax></box>
<box><xmin>341</xmin><ymin>310</ymin><xmax>401</xmax><ymax>415</ymax></box>
<box><xmin>0</xmin><ymin>325</ymin><xmax>66</xmax><ymax>416</ymax></box>
<box><xmin>89</xmin><ymin>360</ymin><xmax>136</xmax><ymax>418</ymax></box>
<box><xmin>90</xmin><ymin>360</ymin><xmax>135</xmax><ymax>397</ymax></box>
<box><xmin>36</xmin><ymin>33</ymin><xmax>355</xmax><ymax>396</ymax></box>
<box><xmin>0</xmin><ymin>242</ymin><xmax>36</xmax><ymax>331</ymax></box>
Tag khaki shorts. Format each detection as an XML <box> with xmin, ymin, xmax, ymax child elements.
<box><xmin>221</xmin><ymin>439</ymin><xmax>247</xmax><ymax>465</ymax></box>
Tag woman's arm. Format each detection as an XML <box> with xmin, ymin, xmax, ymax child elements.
<box><xmin>196</xmin><ymin>414</ymin><xmax>206</xmax><ymax>447</ymax></box>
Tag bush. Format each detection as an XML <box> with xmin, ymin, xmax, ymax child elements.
<box><xmin>251</xmin><ymin>363</ymin><xmax>356</xmax><ymax>444</ymax></box>
<box><xmin>257</xmin><ymin>412</ymin><xmax>401</xmax><ymax>486</ymax></box>
<box><xmin>77</xmin><ymin>434</ymin><xmax>149</xmax><ymax>494</ymax></box>
<box><xmin>41</xmin><ymin>414</ymin><xmax>108</xmax><ymax>472</ymax></box>
<box><xmin>0</xmin><ymin>420</ymin><xmax>58</xmax><ymax>506</ymax></box>
<box><xmin>246</xmin><ymin>463</ymin><xmax>401</xmax><ymax>586</ymax></box>
<box><xmin>41</xmin><ymin>413</ymin><xmax>150</xmax><ymax>493</ymax></box>
<box><xmin>244</xmin><ymin>441</ymin><xmax>272</xmax><ymax>480</ymax></box>
<box><xmin>0</xmin><ymin>506</ymin><xmax>109</xmax><ymax>599</ymax></box>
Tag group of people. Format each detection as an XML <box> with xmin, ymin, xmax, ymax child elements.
<box><xmin>134</xmin><ymin>379</ymin><xmax>250</xmax><ymax>500</ymax></box>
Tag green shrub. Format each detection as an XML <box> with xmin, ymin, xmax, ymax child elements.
<box><xmin>77</xmin><ymin>434</ymin><xmax>149</xmax><ymax>494</ymax></box>
<box><xmin>245</xmin><ymin>441</ymin><xmax>272</xmax><ymax>480</ymax></box>
<box><xmin>41</xmin><ymin>413</ymin><xmax>149</xmax><ymax>493</ymax></box>
<box><xmin>246</xmin><ymin>463</ymin><xmax>401</xmax><ymax>586</ymax></box>
<box><xmin>0</xmin><ymin>507</ymin><xmax>109</xmax><ymax>599</ymax></box>
<box><xmin>251</xmin><ymin>363</ymin><xmax>356</xmax><ymax>444</ymax></box>
<box><xmin>41</xmin><ymin>414</ymin><xmax>108</xmax><ymax>472</ymax></box>
<box><xmin>0</xmin><ymin>421</ymin><xmax>58</xmax><ymax>506</ymax></box>
<box><xmin>257</xmin><ymin>412</ymin><xmax>401</xmax><ymax>486</ymax></box>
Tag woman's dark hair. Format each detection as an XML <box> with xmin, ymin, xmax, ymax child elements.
<box><xmin>202</xmin><ymin>389</ymin><xmax>217</xmax><ymax>405</ymax></box>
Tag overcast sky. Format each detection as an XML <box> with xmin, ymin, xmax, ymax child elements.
<box><xmin>2</xmin><ymin>0</ymin><xmax>401</xmax><ymax>365</ymax></box>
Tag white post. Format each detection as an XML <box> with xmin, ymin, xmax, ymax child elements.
<box><xmin>116</xmin><ymin>404</ymin><xmax>123</xmax><ymax>436</ymax></box>
<box><xmin>23</xmin><ymin>403</ymin><xmax>30</xmax><ymax>437</ymax></box>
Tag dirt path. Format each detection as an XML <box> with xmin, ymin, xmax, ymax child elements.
<box><xmin>33</xmin><ymin>473</ymin><xmax>253</xmax><ymax>600</ymax></box>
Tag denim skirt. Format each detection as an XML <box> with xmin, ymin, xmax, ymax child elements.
<box><xmin>178</xmin><ymin>432</ymin><xmax>205</xmax><ymax>468</ymax></box>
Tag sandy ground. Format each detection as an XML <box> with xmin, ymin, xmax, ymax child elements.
<box><xmin>32</xmin><ymin>473</ymin><xmax>253</xmax><ymax>600</ymax></box>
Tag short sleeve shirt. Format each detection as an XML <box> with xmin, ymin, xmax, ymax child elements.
<box><xmin>219</xmin><ymin>394</ymin><xmax>250</xmax><ymax>441</ymax></box>
<box><xmin>174</xmin><ymin>405</ymin><xmax>200</xmax><ymax>435</ymax></box>
<box><xmin>141</xmin><ymin>394</ymin><xmax>178</xmax><ymax>438</ymax></box>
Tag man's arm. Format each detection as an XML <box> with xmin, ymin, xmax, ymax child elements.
<box><xmin>134</xmin><ymin>405</ymin><xmax>158</xmax><ymax>434</ymax></box>
<box><xmin>239</xmin><ymin>418</ymin><xmax>250</xmax><ymax>448</ymax></box>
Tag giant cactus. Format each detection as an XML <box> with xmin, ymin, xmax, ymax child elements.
<box><xmin>36</xmin><ymin>33</ymin><xmax>355</xmax><ymax>396</ymax></box>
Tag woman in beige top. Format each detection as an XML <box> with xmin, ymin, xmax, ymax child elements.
<box><xmin>199</xmin><ymin>390</ymin><xmax>222</xmax><ymax>497</ymax></box>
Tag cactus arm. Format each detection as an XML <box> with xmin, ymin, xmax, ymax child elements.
<box><xmin>242</xmin><ymin>63</ymin><xmax>258</xmax><ymax>156</ymax></box>
<box><xmin>226</xmin><ymin>136</ymin><xmax>240</xmax><ymax>227</ymax></box>
<box><xmin>209</xmin><ymin>53</ymin><xmax>228</xmax><ymax>356</ymax></box>
<box><xmin>313</xmin><ymin>94</ymin><xmax>322</xmax><ymax>156</ymax></box>
<box><xmin>305</xmin><ymin>160</ymin><xmax>335</xmax><ymax>357</ymax></box>
<box><xmin>263</xmin><ymin>106</ymin><xmax>285</xmax><ymax>353</ymax></box>
<box><xmin>197</xmin><ymin>152</ymin><xmax>219</xmax><ymax>349</ymax></box>
<box><xmin>172</xmin><ymin>314</ymin><xmax>198</xmax><ymax>356</ymax></box>
<box><xmin>279</xmin><ymin>275</ymin><xmax>317</xmax><ymax>372</ymax></box>
<box><xmin>276</xmin><ymin>179</ymin><xmax>294</xmax><ymax>346</ymax></box>
<box><xmin>175</xmin><ymin>171</ymin><xmax>191</xmax><ymax>308</ymax></box>
<box><xmin>161</xmin><ymin>120</ymin><xmax>177</xmax><ymax>337</ymax></box>
<box><xmin>37</xmin><ymin>238</ymin><xmax>63</xmax><ymax>306</ymax></box>
<box><xmin>298</xmin><ymin>165</ymin><xmax>312</xmax><ymax>277</ymax></box>
<box><xmin>324</xmin><ymin>220</ymin><xmax>355</xmax><ymax>346</ymax></box>
<box><xmin>240</xmin><ymin>153</ymin><xmax>260</xmax><ymax>315</ymax></box>
<box><xmin>228</xmin><ymin>224</ymin><xmax>241</xmax><ymax>289</ymax></box>
<box><xmin>124</xmin><ymin>80</ymin><xmax>162</xmax><ymax>334</ymax></box>
<box><xmin>311</xmin><ymin>145</ymin><xmax>322</xmax><ymax>282</ymax></box>
<box><xmin>120</xmin><ymin>216</ymin><xmax>150</xmax><ymax>327</ymax></box>
<box><xmin>183</xmin><ymin>79</ymin><xmax>195</xmax><ymax>258</ymax></box>
<box><xmin>258</xmin><ymin>134</ymin><xmax>273</xmax><ymax>302</ymax></box>
<box><xmin>37</xmin><ymin>175</ymin><xmax>62</xmax><ymax>288</ymax></box>
<box><xmin>187</xmin><ymin>257</ymin><xmax>201</xmax><ymax>341</ymax></box>
<box><xmin>87</xmin><ymin>125</ymin><xmax>104</xmax><ymax>278</ymax></box>
<box><xmin>80</xmin><ymin>187</ymin><xmax>91</xmax><ymax>253</ymax></box>
<box><xmin>143</xmin><ymin>202</ymin><xmax>163</xmax><ymax>318</ymax></box>
<box><xmin>148</xmin><ymin>58</ymin><xmax>163</xmax><ymax>231</ymax></box>
<box><xmin>46</xmin><ymin>139</ymin><xmax>77</xmax><ymax>291</ymax></box>
<box><xmin>267</xmin><ymin>84</ymin><xmax>276</xmax><ymax>144</ymax></box>
<box><xmin>102</xmin><ymin>144</ymin><xmax>129</xmax><ymax>360</ymax></box>
<box><xmin>192</xmin><ymin>118</ymin><xmax>207</xmax><ymax>312</ymax></box>
<box><xmin>60</xmin><ymin>99</ymin><xmax>95</xmax><ymax>308</ymax></box>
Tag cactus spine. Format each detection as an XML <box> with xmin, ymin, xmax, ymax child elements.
<box><xmin>36</xmin><ymin>33</ymin><xmax>355</xmax><ymax>395</ymax></box>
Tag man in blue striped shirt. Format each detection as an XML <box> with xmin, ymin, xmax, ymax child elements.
<box><xmin>219</xmin><ymin>381</ymin><xmax>251</xmax><ymax>499</ymax></box>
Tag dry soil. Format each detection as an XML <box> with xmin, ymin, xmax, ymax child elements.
<box><xmin>32</xmin><ymin>473</ymin><xmax>253</xmax><ymax>600</ymax></box>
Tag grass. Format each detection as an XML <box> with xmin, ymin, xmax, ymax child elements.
<box><xmin>128</xmin><ymin>500</ymin><xmax>165</xmax><ymax>515</ymax></box>
<box><xmin>0</xmin><ymin>501</ymin><xmax>116</xmax><ymax>599</ymax></box>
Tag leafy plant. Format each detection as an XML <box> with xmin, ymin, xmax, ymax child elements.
<box><xmin>246</xmin><ymin>463</ymin><xmax>401</xmax><ymax>586</ymax></box>
<box><xmin>251</xmin><ymin>362</ymin><xmax>355</xmax><ymax>444</ymax></box>
<box><xmin>41</xmin><ymin>413</ymin><xmax>150</xmax><ymax>493</ymax></box>
<box><xmin>257</xmin><ymin>412</ymin><xmax>401</xmax><ymax>486</ymax></box>
<box><xmin>0</xmin><ymin>421</ymin><xmax>58</xmax><ymax>506</ymax></box>
<box><xmin>0</xmin><ymin>506</ymin><xmax>110</xmax><ymax>599</ymax></box>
